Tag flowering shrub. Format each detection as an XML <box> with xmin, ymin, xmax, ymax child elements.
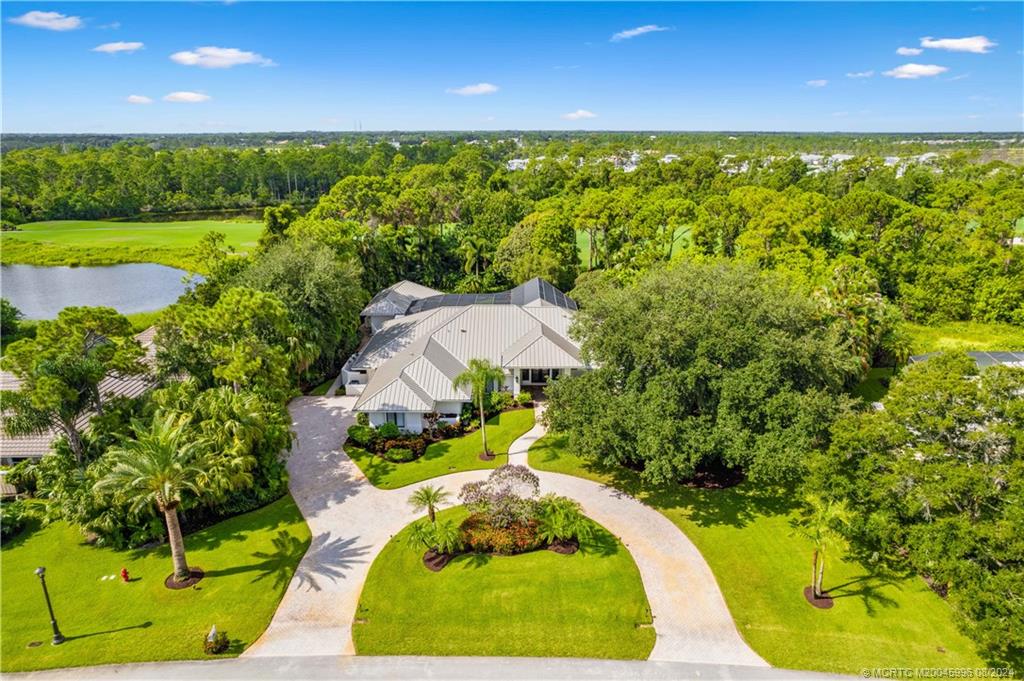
<box><xmin>459</xmin><ymin>465</ymin><xmax>540</xmax><ymax>528</ymax></box>
<box><xmin>459</xmin><ymin>513</ymin><xmax>543</xmax><ymax>555</ymax></box>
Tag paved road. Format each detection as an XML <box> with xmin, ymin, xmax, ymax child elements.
<box><xmin>8</xmin><ymin>655</ymin><xmax>850</xmax><ymax>681</ymax></box>
<box><xmin>244</xmin><ymin>396</ymin><xmax>766</xmax><ymax>667</ymax></box>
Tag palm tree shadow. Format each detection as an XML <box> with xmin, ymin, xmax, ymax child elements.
<box><xmin>292</xmin><ymin>532</ymin><xmax>372</xmax><ymax>592</ymax></box>
<box><xmin>578</xmin><ymin>527</ymin><xmax>620</xmax><ymax>558</ymax></box>
<box><xmin>825</xmin><ymin>565</ymin><xmax>904</xmax><ymax>616</ymax></box>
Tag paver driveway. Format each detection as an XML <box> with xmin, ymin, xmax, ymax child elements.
<box><xmin>244</xmin><ymin>395</ymin><xmax>767</xmax><ymax>667</ymax></box>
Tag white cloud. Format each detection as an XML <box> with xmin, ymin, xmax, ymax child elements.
<box><xmin>611</xmin><ymin>24</ymin><xmax>670</xmax><ymax>42</ymax></box>
<box><xmin>950</xmin><ymin>73</ymin><xmax>971</xmax><ymax>81</ymax></box>
<box><xmin>562</xmin><ymin>109</ymin><xmax>597</xmax><ymax>120</ymax></box>
<box><xmin>125</xmin><ymin>95</ymin><xmax>153</xmax><ymax>105</ymax></box>
<box><xmin>897</xmin><ymin>47</ymin><xmax>923</xmax><ymax>56</ymax></box>
<box><xmin>882</xmin><ymin>63</ymin><xmax>949</xmax><ymax>79</ymax></box>
<box><xmin>93</xmin><ymin>41</ymin><xmax>144</xmax><ymax>54</ymax></box>
<box><xmin>806</xmin><ymin>79</ymin><xmax>828</xmax><ymax>88</ymax></box>
<box><xmin>170</xmin><ymin>46</ymin><xmax>274</xmax><ymax>69</ymax></box>
<box><xmin>98</xmin><ymin>21</ymin><xmax>121</xmax><ymax>30</ymax></box>
<box><xmin>8</xmin><ymin>10</ymin><xmax>82</xmax><ymax>31</ymax></box>
<box><xmin>445</xmin><ymin>82</ymin><xmax>499</xmax><ymax>96</ymax></box>
<box><xmin>920</xmin><ymin>35</ymin><xmax>996</xmax><ymax>54</ymax></box>
<box><xmin>846</xmin><ymin>70</ymin><xmax>875</xmax><ymax>78</ymax></box>
<box><xmin>163</xmin><ymin>91</ymin><xmax>211</xmax><ymax>103</ymax></box>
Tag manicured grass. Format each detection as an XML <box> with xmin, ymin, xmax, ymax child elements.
<box><xmin>1</xmin><ymin>496</ymin><xmax>310</xmax><ymax>672</ymax></box>
<box><xmin>529</xmin><ymin>436</ymin><xmax>986</xmax><ymax>675</ymax></box>
<box><xmin>346</xmin><ymin>408</ymin><xmax>536</xmax><ymax>490</ymax></box>
<box><xmin>1</xmin><ymin>219</ymin><xmax>263</xmax><ymax>272</ymax></box>
<box><xmin>353</xmin><ymin>506</ymin><xmax>655</xmax><ymax>659</ymax></box>
<box><xmin>905</xmin><ymin>320</ymin><xmax>1024</xmax><ymax>354</ymax></box>
<box><xmin>307</xmin><ymin>376</ymin><xmax>336</xmax><ymax>396</ymax></box>
<box><xmin>851</xmin><ymin>366</ymin><xmax>896</xmax><ymax>403</ymax></box>
<box><xmin>575</xmin><ymin>227</ymin><xmax>689</xmax><ymax>269</ymax></box>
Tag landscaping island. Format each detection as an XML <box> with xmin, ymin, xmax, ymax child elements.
<box><xmin>353</xmin><ymin>505</ymin><xmax>655</xmax><ymax>660</ymax></box>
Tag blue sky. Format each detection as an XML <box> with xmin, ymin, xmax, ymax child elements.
<box><xmin>2</xmin><ymin>2</ymin><xmax>1021</xmax><ymax>133</ymax></box>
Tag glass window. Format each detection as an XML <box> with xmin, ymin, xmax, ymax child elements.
<box><xmin>385</xmin><ymin>412</ymin><xmax>406</xmax><ymax>428</ymax></box>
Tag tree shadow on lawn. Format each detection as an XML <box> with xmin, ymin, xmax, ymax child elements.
<box><xmin>1</xmin><ymin>515</ymin><xmax>44</xmax><ymax>551</ymax></box>
<box><xmin>824</xmin><ymin>566</ymin><xmax>904</xmax><ymax>617</ymax></box>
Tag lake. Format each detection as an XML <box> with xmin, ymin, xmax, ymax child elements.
<box><xmin>1</xmin><ymin>264</ymin><xmax>197</xmax><ymax>319</ymax></box>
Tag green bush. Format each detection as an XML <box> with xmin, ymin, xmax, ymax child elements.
<box><xmin>384</xmin><ymin>447</ymin><xmax>415</xmax><ymax>463</ymax></box>
<box><xmin>356</xmin><ymin>412</ymin><xmax>369</xmax><ymax>426</ymax></box>
<box><xmin>486</xmin><ymin>390</ymin><xmax>514</xmax><ymax>414</ymax></box>
<box><xmin>203</xmin><ymin>630</ymin><xmax>230</xmax><ymax>655</ymax></box>
<box><xmin>0</xmin><ymin>500</ymin><xmax>31</xmax><ymax>541</ymax></box>
<box><xmin>515</xmin><ymin>391</ymin><xmax>534</xmax><ymax>407</ymax></box>
<box><xmin>381</xmin><ymin>437</ymin><xmax>426</xmax><ymax>459</ymax></box>
<box><xmin>347</xmin><ymin>424</ymin><xmax>376</xmax><ymax>448</ymax></box>
<box><xmin>5</xmin><ymin>459</ymin><xmax>37</xmax><ymax>495</ymax></box>
<box><xmin>377</xmin><ymin>422</ymin><xmax>401</xmax><ymax>439</ymax></box>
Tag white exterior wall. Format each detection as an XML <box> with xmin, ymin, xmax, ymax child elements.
<box><xmin>368</xmin><ymin>411</ymin><xmax>425</xmax><ymax>434</ymax></box>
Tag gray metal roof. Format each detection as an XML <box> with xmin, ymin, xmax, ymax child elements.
<box><xmin>352</xmin><ymin>280</ymin><xmax>585</xmax><ymax>413</ymax></box>
<box><xmin>406</xmin><ymin>278</ymin><xmax>578</xmax><ymax>315</ymax></box>
<box><xmin>360</xmin><ymin>280</ymin><xmax>443</xmax><ymax>318</ymax></box>
<box><xmin>908</xmin><ymin>351</ymin><xmax>1024</xmax><ymax>369</ymax></box>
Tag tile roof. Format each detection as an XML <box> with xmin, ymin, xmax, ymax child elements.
<box><xmin>0</xmin><ymin>327</ymin><xmax>158</xmax><ymax>459</ymax></box>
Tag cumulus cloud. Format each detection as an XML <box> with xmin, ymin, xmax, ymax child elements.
<box><xmin>806</xmin><ymin>79</ymin><xmax>828</xmax><ymax>87</ymax></box>
<box><xmin>883</xmin><ymin>63</ymin><xmax>949</xmax><ymax>79</ymax></box>
<box><xmin>562</xmin><ymin>109</ymin><xmax>597</xmax><ymax>120</ymax></box>
<box><xmin>897</xmin><ymin>47</ymin><xmax>923</xmax><ymax>56</ymax></box>
<box><xmin>125</xmin><ymin>95</ymin><xmax>153</xmax><ymax>104</ymax></box>
<box><xmin>8</xmin><ymin>10</ymin><xmax>82</xmax><ymax>31</ymax></box>
<box><xmin>445</xmin><ymin>82</ymin><xmax>499</xmax><ymax>96</ymax></box>
<box><xmin>163</xmin><ymin>91</ymin><xmax>211</xmax><ymax>103</ymax></box>
<box><xmin>921</xmin><ymin>35</ymin><xmax>996</xmax><ymax>53</ymax></box>
<box><xmin>170</xmin><ymin>46</ymin><xmax>274</xmax><ymax>68</ymax></box>
<box><xmin>611</xmin><ymin>24</ymin><xmax>670</xmax><ymax>42</ymax></box>
<box><xmin>846</xmin><ymin>70</ymin><xmax>875</xmax><ymax>78</ymax></box>
<box><xmin>93</xmin><ymin>41</ymin><xmax>144</xmax><ymax>54</ymax></box>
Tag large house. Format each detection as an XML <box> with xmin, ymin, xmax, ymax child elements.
<box><xmin>344</xmin><ymin>278</ymin><xmax>587</xmax><ymax>433</ymax></box>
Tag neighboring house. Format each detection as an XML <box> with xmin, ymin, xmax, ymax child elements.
<box><xmin>346</xmin><ymin>278</ymin><xmax>588</xmax><ymax>433</ymax></box>
<box><xmin>0</xmin><ymin>327</ymin><xmax>158</xmax><ymax>464</ymax></box>
<box><xmin>908</xmin><ymin>351</ymin><xmax>1024</xmax><ymax>369</ymax></box>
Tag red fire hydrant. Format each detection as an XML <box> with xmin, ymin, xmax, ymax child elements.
<box><xmin>120</xmin><ymin>567</ymin><xmax>130</xmax><ymax>583</ymax></box>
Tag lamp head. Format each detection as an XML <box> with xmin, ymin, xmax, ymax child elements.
<box><xmin>35</xmin><ymin>567</ymin><xmax>45</xmax><ymax>577</ymax></box>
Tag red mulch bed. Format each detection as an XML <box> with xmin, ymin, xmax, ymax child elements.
<box><xmin>165</xmin><ymin>567</ymin><xmax>204</xmax><ymax>590</ymax></box>
<box><xmin>546</xmin><ymin>539</ymin><xmax>579</xmax><ymax>555</ymax></box>
<box><xmin>803</xmin><ymin>586</ymin><xmax>834</xmax><ymax>609</ymax></box>
<box><xmin>422</xmin><ymin>550</ymin><xmax>454</xmax><ymax>572</ymax></box>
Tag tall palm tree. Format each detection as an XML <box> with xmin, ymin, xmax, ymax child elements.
<box><xmin>453</xmin><ymin>358</ymin><xmax>506</xmax><ymax>457</ymax></box>
<box><xmin>95</xmin><ymin>415</ymin><xmax>207</xmax><ymax>582</ymax></box>
<box><xmin>795</xmin><ymin>494</ymin><xmax>852</xmax><ymax>599</ymax></box>
<box><xmin>409</xmin><ymin>485</ymin><xmax>450</xmax><ymax>524</ymax></box>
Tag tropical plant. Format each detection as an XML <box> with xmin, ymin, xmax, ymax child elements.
<box><xmin>453</xmin><ymin>358</ymin><xmax>506</xmax><ymax>456</ymax></box>
<box><xmin>459</xmin><ymin>464</ymin><xmax>540</xmax><ymax>528</ymax></box>
<box><xmin>536</xmin><ymin>494</ymin><xmax>594</xmax><ymax>544</ymax></box>
<box><xmin>408</xmin><ymin>519</ymin><xmax>463</xmax><ymax>556</ymax></box>
<box><xmin>408</xmin><ymin>485</ymin><xmax>450</xmax><ymax>524</ymax></box>
<box><xmin>794</xmin><ymin>494</ymin><xmax>851</xmax><ymax>599</ymax></box>
<box><xmin>94</xmin><ymin>414</ymin><xmax>208</xmax><ymax>582</ymax></box>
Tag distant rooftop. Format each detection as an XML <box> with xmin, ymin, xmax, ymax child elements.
<box><xmin>908</xmin><ymin>351</ymin><xmax>1024</xmax><ymax>369</ymax></box>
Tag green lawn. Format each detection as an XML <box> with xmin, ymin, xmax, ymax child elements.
<box><xmin>529</xmin><ymin>436</ymin><xmax>986</xmax><ymax>675</ymax></box>
<box><xmin>346</xmin><ymin>408</ymin><xmax>536</xmax><ymax>490</ymax></box>
<box><xmin>1</xmin><ymin>496</ymin><xmax>310</xmax><ymax>673</ymax></box>
<box><xmin>1</xmin><ymin>219</ymin><xmax>263</xmax><ymax>272</ymax></box>
<box><xmin>307</xmin><ymin>376</ymin><xmax>336</xmax><ymax>396</ymax></box>
<box><xmin>905</xmin><ymin>320</ymin><xmax>1024</xmax><ymax>354</ymax></box>
<box><xmin>353</xmin><ymin>505</ymin><xmax>655</xmax><ymax>659</ymax></box>
<box><xmin>851</xmin><ymin>366</ymin><xmax>895</xmax><ymax>403</ymax></box>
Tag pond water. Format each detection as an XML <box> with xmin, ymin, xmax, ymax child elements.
<box><xmin>0</xmin><ymin>264</ymin><xmax>198</xmax><ymax>319</ymax></box>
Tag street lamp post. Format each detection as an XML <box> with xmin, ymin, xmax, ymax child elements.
<box><xmin>34</xmin><ymin>567</ymin><xmax>65</xmax><ymax>645</ymax></box>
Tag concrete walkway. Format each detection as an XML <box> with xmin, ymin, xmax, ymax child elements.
<box><xmin>244</xmin><ymin>397</ymin><xmax>766</xmax><ymax>668</ymax></box>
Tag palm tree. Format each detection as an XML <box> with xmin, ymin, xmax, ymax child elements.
<box><xmin>453</xmin><ymin>358</ymin><xmax>506</xmax><ymax>457</ymax></box>
<box><xmin>94</xmin><ymin>415</ymin><xmax>207</xmax><ymax>582</ymax></box>
<box><xmin>408</xmin><ymin>519</ymin><xmax>463</xmax><ymax>556</ymax></box>
<box><xmin>536</xmin><ymin>494</ymin><xmax>594</xmax><ymax>545</ymax></box>
<box><xmin>795</xmin><ymin>494</ymin><xmax>851</xmax><ymax>599</ymax></box>
<box><xmin>409</xmin><ymin>485</ymin><xmax>450</xmax><ymax>524</ymax></box>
